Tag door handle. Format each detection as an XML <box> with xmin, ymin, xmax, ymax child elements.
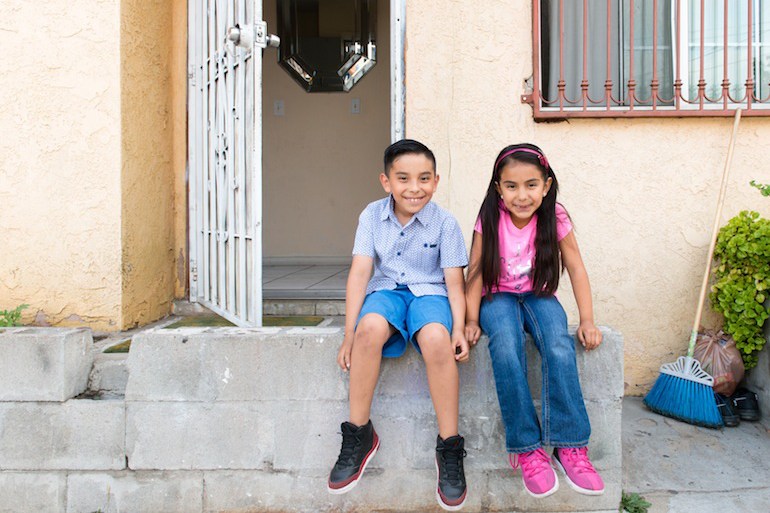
<box><xmin>227</xmin><ymin>21</ymin><xmax>280</xmax><ymax>50</ymax></box>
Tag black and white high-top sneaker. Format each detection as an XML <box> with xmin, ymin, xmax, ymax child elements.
<box><xmin>327</xmin><ymin>420</ymin><xmax>379</xmax><ymax>494</ymax></box>
<box><xmin>435</xmin><ymin>434</ymin><xmax>467</xmax><ymax>510</ymax></box>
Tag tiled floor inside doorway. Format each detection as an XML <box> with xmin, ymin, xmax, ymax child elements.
<box><xmin>263</xmin><ymin>263</ymin><xmax>349</xmax><ymax>299</ymax></box>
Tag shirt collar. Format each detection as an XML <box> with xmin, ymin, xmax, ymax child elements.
<box><xmin>379</xmin><ymin>195</ymin><xmax>435</xmax><ymax>226</ymax></box>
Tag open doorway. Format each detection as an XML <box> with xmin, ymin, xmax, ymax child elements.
<box><xmin>187</xmin><ymin>0</ymin><xmax>403</xmax><ymax>324</ymax></box>
<box><xmin>262</xmin><ymin>0</ymin><xmax>393</xmax><ymax>299</ymax></box>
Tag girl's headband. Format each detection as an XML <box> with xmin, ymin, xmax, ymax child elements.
<box><xmin>495</xmin><ymin>148</ymin><xmax>550</xmax><ymax>170</ymax></box>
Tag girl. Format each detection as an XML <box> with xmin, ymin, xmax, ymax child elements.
<box><xmin>465</xmin><ymin>143</ymin><xmax>604</xmax><ymax>498</ymax></box>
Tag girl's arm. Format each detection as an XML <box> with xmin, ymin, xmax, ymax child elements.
<box><xmin>559</xmin><ymin>231</ymin><xmax>602</xmax><ymax>350</ymax></box>
<box><xmin>465</xmin><ymin>231</ymin><xmax>484</xmax><ymax>346</ymax></box>
<box><xmin>444</xmin><ymin>266</ymin><xmax>469</xmax><ymax>362</ymax></box>
<box><xmin>337</xmin><ymin>254</ymin><xmax>374</xmax><ymax>370</ymax></box>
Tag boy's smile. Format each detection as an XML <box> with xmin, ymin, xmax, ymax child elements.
<box><xmin>496</xmin><ymin>161</ymin><xmax>552</xmax><ymax>229</ymax></box>
<box><xmin>380</xmin><ymin>153</ymin><xmax>439</xmax><ymax>225</ymax></box>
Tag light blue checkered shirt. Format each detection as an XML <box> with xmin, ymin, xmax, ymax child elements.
<box><xmin>352</xmin><ymin>196</ymin><xmax>468</xmax><ymax>297</ymax></box>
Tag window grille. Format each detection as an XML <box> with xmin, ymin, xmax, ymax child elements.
<box><xmin>526</xmin><ymin>0</ymin><xmax>770</xmax><ymax>118</ymax></box>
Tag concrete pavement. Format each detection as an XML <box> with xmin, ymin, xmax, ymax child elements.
<box><xmin>622</xmin><ymin>397</ymin><xmax>770</xmax><ymax>513</ymax></box>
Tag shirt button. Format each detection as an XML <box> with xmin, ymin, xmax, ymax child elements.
<box><xmin>423</xmin><ymin>243</ymin><xmax>428</xmax><ymax>247</ymax></box>
<box><xmin>400</xmin><ymin>231</ymin><xmax>404</xmax><ymax>236</ymax></box>
<box><xmin>397</xmin><ymin>252</ymin><xmax>401</xmax><ymax>256</ymax></box>
<box><xmin>401</xmin><ymin>272</ymin><xmax>405</xmax><ymax>276</ymax></box>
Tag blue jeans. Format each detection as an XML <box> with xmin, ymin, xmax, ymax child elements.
<box><xmin>480</xmin><ymin>292</ymin><xmax>590</xmax><ymax>453</ymax></box>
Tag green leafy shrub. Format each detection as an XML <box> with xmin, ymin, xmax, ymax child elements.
<box><xmin>620</xmin><ymin>491</ymin><xmax>651</xmax><ymax>513</ymax></box>
<box><xmin>750</xmin><ymin>180</ymin><xmax>770</xmax><ymax>197</ymax></box>
<box><xmin>0</xmin><ymin>304</ymin><xmax>28</xmax><ymax>327</ymax></box>
<box><xmin>710</xmin><ymin>211</ymin><xmax>770</xmax><ymax>369</ymax></box>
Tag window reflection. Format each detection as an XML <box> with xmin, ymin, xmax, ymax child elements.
<box><xmin>277</xmin><ymin>0</ymin><xmax>377</xmax><ymax>92</ymax></box>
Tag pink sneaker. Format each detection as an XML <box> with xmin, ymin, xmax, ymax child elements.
<box><xmin>553</xmin><ymin>447</ymin><xmax>605</xmax><ymax>495</ymax></box>
<box><xmin>509</xmin><ymin>448</ymin><xmax>559</xmax><ymax>498</ymax></box>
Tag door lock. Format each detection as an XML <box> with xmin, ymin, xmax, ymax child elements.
<box><xmin>227</xmin><ymin>21</ymin><xmax>280</xmax><ymax>50</ymax></box>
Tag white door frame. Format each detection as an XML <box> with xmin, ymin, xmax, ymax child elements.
<box><xmin>188</xmin><ymin>0</ymin><xmax>406</xmax><ymax>325</ymax></box>
<box><xmin>391</xmin><ymin>0</ymin><xmax>406</xmax><ymax>142</ymax></box>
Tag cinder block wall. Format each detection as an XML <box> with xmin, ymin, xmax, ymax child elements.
<box><xmin>0</xmin><ymin>327</ymin><xmax>623</xmax><ymax>513</ymax></box>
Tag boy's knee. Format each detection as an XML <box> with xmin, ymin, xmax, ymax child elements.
<box><xmin>417</xmin><ymin>323</ymin><xmax>451</xmax><ymax>361</ymax></box>
<box><xmin>355</xmin><ymin>314</ymin><xmax>391</xmax><ymax>349</ymax></box>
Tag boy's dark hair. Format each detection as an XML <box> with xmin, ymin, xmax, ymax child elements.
<box><xmin>383</xmin><ymin>139</ymin><xmax>436</xmax><ymax>175</ymax></box>
<box><xmin>468</xmin><ymin>143</ymin><xmax>564</xmax><ymax>297</ymax></box>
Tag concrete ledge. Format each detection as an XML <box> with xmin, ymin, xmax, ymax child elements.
<box><xmin>0</xmin><ymin>400</ymin><xmax>125</xmax><ymax>470</ymax></box>
<box><xmin>126</xmin><ymin>402</ymin><xmax>274</xmax><ymax>470</ymax></box>
<box><xmin>125</xmin><ymin>328</ymin><xmax>348</xmax><ymax>402</ymax></box>
<box><xmin>122</xmin><ymin>326</ymin><xmax>622</xmax><ymax>512</ymax></box>
<box><xmin>0</xmin><ymin>325</ymin><xmax>622</xmax><ymax>512</ymax></box>
<box><xmin>89</xmin><ymin>353</ymin><xmax>129</xmax><ymax>395</ymax></box>
<box><xmin>126</xmin><ymin>326</ymin><xmax>623</xmax><ymax>403</ymax></box>
<box><xmin>203</xmin><ymin>468</ymin><xmax>621</xmax><ymax>512</ymax></box>
<box><xmin>66</xmin><ymin>471</ymin><xmax>203</xmax><ymax>513</ymax></box>
<box><xmin>0</xmin><ymin>472</ymin><xmax>65</xmax><ymax>513</ymax></box>
<box><xmin>0</xmin><ymin>328</ymin><xmax>93</xmax><ymax>401</ymax></box>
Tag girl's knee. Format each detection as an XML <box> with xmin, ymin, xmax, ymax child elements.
<box><xmin>542</xmin><ymin>335</ymin><xmax>577</xmax><ymax>364</ymax></box>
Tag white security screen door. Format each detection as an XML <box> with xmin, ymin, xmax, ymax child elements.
<box><xmin>188</xmin><ymin>0</ymin><xmax>270</xmax><ymax>326</ymax></box>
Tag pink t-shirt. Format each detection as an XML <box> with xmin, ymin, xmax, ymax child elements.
<box><xmin>474</xmin><ymin>202</ymin><xmax>572</xmax><ymax>294</ymax></box>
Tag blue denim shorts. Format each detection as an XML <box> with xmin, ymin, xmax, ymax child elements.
<box><xmin>357</xmin><ymin>285</ymin><xmax>453</xmax><ymax>358</ymax></box>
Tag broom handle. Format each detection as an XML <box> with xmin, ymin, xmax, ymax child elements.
<box><xmin>687</xmin><ymin>108</ymin><xmax>742</xmax><ymax>357</ymax></box>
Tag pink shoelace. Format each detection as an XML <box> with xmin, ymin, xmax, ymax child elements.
<box><xmin>509</xmin><ymin>448</ymin><xmax>553</xmax><ymax>477</ymax></box>
<box><xmin>558</xmin><ymin>447</ymin><xmax>597</xmax><ymax>474</ymax></box>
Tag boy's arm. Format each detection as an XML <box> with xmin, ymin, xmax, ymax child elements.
<box><xmin>465</xmin><ymin>231</ymin><xmax>484</xmax><ymax>345</ymax></box>
<box><xmin>559</xmin><ymin>231</ymin><xmax>602</xmax><ymax>351</ymax></box>
<box><xmin>338</xmin><ymin>254</ymin><xmax>374</xmax><ymax>371</ymax></box>
<box><xmin>444</xmin><ymin>266</ymin><xmax>469</xmax><ymax>362</ymax></box>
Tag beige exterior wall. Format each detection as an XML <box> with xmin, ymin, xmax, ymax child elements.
<box><xmin>120</xmin><ymin>0</ymin><xmax>187</xmax><ymax>327</ymax></box>
<box><xmin>406</xmin><ymin>0</ymin><xmax>770</xmax><ymax>393</ymax></box>
<box><xmin>0</xmin><ymin>0</ymin><xmax>186</xmax><ymax>330</ymax></box>
<box><xmin>262</xmin><ymin>0</ymin><xmax>390</xmax><ymax>258</ymax></box>
<box><xmin>0</xmin><ymin>0</ymin><xmax>123</xmax><ymax>330</ymax></box>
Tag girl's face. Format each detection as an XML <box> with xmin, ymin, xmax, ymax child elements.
<box><xmin>495</xmin><ymin>161</ymin><xmax>552</xmax><ymax>228</ymax></box>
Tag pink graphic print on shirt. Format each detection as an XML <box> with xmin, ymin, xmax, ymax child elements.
<box><xmin>501</xmin><ymin>241</ymin><xmax>534</xmax><ymax>291</ymax></box>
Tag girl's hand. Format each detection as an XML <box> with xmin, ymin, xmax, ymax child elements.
<box><xmin>453</xmin><ymin>329</ymin><xmax>470</xmax><ymax>362</ymax></box>
<box><xmin>577</xmin><ymin>321</ymin><xmax>602</xmax><ymax>351</ymax></box>
<box><xmin>337</xmin><ymin>333</ymin><xmax>354</xmax><ymax>371</ymax></box>
<box><xmin>465</xmin><ymin>321</ymin><xmax>482</xmax><ymax>346</ymax></box>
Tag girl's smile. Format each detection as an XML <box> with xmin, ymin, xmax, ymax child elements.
<box><xmin>496</xmin><ymin>161</ymin><xmax>552</xmax><ymax>229</ymax></box>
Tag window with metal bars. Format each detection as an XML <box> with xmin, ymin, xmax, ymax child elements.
<box><xmin>527</xmin><ymin>0</ymin><xmax>770</xmax><ymax>118</ymax></box>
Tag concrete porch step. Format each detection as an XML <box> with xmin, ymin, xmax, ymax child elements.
<box><xmin>1</xmin><ymin>326</ymin><xmax>623</xmax><ymax>512</ymax></box>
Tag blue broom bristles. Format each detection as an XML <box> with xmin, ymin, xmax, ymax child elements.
<box><xmin>643</xmin><ymin>373</ymin><xmax>723</xmax><ymax>428</ymax></box>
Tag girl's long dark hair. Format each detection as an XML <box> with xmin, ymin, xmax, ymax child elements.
<box><xmin>469</xmin><ymin>143</ymin><xmax>562</xmax><ymax>297</ymax></box>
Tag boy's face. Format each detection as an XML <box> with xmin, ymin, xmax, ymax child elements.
<box><xmin>380</xmin><ymin>153</ymin><xmax>438</xmax><ymax>223</ymax></box>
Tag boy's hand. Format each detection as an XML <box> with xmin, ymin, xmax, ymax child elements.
<box><xmin>577</xmin><ymin>321</ymin><xmax>602</xmax><ymax>351</ymax></box>
<box><xmin>337</xmin><ymin>333</ymin><xmax>354</xmax><ymax>371</ymax></box>
<box><xmin>452</xmin><ymin>329</ymin><xmax>470</xmax><ymax>362</ymax></box>
<box><xmin>465</xmin><ymin>321</ymin><xmax>482</xmax><ymax>346</ymax></box>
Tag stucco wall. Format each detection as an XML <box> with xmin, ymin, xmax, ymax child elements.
<box><xmin>0</xmin><ymin>0</ymin><xmax>186</xmax><ymax>331</ymax></box>
<box><xmin>262</xmin><ymin>0</ymin><xmax>390</xmax><ymax>258</ymax></box>
<box><xmin>405</xmin><ymin>0</ymin><xmax>770</xmax><ymax>393</ymax></box>
<box><xmin>0</xmin><ymin>0</ymin><xmax>122</xmax><ymax>330</ymax></box>
<box><xmin>120</xmin><ymin>0</ymin><xmax>187</xmax><ymax>328</ymax></box>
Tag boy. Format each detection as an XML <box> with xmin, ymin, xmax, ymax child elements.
<box><xmin>327</xmin><ymin>139</ymin><xmax>470</xmax><ymax>511</ymax></box>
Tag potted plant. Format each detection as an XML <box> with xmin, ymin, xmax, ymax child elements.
<box><xmin>709</xmin><ymin>182</ymin><xmax>770</xmax><ymax>369</ymax></box>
